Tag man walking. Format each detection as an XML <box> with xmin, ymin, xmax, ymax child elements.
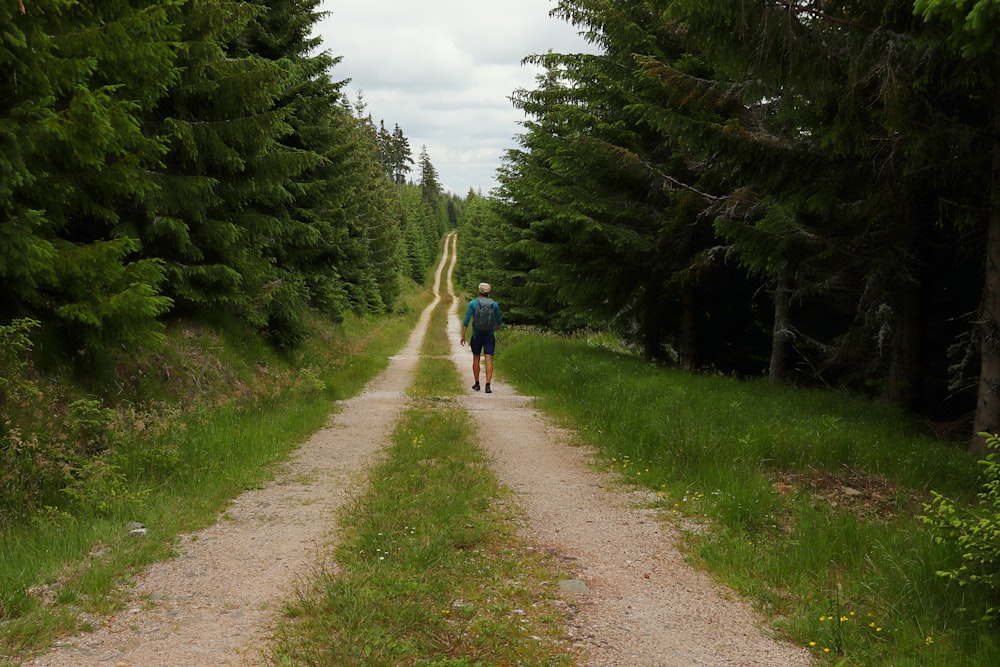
<box><xmin>460</xmin><ymin>282</ymin><xmax>503</xmax><ymax>393</ymax></box>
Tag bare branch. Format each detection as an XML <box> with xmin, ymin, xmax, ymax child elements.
<box><xmin>774</xmin><ymin>0</ymin><xmax>874</xmax><ymax>33</ymax></box>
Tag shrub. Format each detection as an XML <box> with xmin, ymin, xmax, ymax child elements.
<box><xmin>0</xmin><ymin>318</ymin><xmax>40</xmax><ymax>403</ymax></box>
<box><xmin>923</xmin><ymin>432</ymin><xmax>1000</xmax><ymax>623</ymax></box>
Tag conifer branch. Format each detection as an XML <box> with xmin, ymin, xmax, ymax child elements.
<box><xmin>657</xmin><ymin>171</ymin><xmax>723</xmax><ymax>203</ymax></box>
<box><xmin>608</xmin><ymin>144</ymin><xmax>723</xmax><ymax>203</ymax></box>
<box><xmin>775</xmin><ymin>0</ymin><xmax>874</xmax><ymax>33</ymax></box>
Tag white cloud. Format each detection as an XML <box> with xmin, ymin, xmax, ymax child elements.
<box><xmin>314</xmin><ymin>0</ymin><xmax>595</xmax><ymax>195</ymax></box>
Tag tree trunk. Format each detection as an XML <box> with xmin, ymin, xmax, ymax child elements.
<box><xmin>972</xmin><ymin>101</ymin><xmax>1000</xmax><ymax>454</ymax></box>
<box><xmin>882</xmin><ymin>199</ymin><xmax>925</xmax><ymax>409</ymax></box>
<box><xmin>642</xmin><ymin>284</ymin><xmax>667</xmax><ymax>360</ymax></box>
<box><xmin>769</xmin><ymin>265</ymin><xmax>792</xmax><ymax>385</ymax></box>
<box><xmin>882</xmin><ymin>279</ymin><xmax>925</xmax><ymax>409</ymax></box>
<box><xmin>680</xmin><ymin>285</ymin><xmax>697</xmax><ymax>370</ymax></box>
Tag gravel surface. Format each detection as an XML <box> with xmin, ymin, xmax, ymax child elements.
<box><xmin>28</xmin><ymin>235</ymin><xmax>812</xmax><ymax>666</ymax></box>
<box><xmin>450</xmin><ymin>344</ymin><xmax>811</xmax><ymax>666</ymax></box>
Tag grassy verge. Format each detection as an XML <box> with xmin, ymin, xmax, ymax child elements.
<box><xmin>272</xmin><ymin>298</ymin><xmax>576</xmax><ymax>666</ymax></box>
<box><xmin>496</xmin><ymin>328</ymin><xmax>994</xmax><ymax>667</ymax></box>
<box><xmin>409</xmin><ymin>291</ymin><xmax>457</xmax><ymax>398</ymax></box>
<box><xmin>0</xmin><ymin>288</ymin><xmax>429</xmax><ymax>663</ymax></box>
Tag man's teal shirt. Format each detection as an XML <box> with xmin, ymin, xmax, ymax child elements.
<box><xmin>463</xmin><ymin>298</ymin><xmax>503</xmax><ymax>336</ymax></box>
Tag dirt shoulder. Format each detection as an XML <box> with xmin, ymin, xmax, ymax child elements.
<box><xmin>30</xmin><ymin>235</ymin><xmax>811</xmax><ymax>666</ymax></box>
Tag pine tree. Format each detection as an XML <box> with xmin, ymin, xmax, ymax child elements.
<box><xmin>670</xmin><ymin>0</ymin><xmax>989</xmax><ymax>434</ymax></box>
<box><xmin>418</xmin><ymin>145</ymin><xmax>442</xmax><ymax>204</ymax></box>
<box><xmin>915</xmin><ymin>0</ymin><xmax>1000</xmax><ymax>452</ymax></box>
<box><xmin>456</xmin><ymin>190</ymin><xmax>504</xmax><ymax>300</ymax></box>
<box><xmin>141</xmin><ymin>0</ymin><xmax>298</xmax><ymax>331</ymax></box>
<box><xmin>1</xmin><ymin>0</ymin><xmax>180</xmax><ymax>353</ymax></box>
<box><xmin>376</xmin><ymin>119</ymin><xmax>393</xmax><ymax>178</ymax></box>
<box><xmin>498</xmin><ymin>1</ymin><xmax>742</xmax><ymax>361</ymax></box>
<box><xmin>2</xmin><ymin>0</ymin><xmax>409</xmax><ymax>358</ymax></box>
<box><xmin>317</xmin><ymin>109</ymin><xmax>402</xmax><ymax>315</ymax></box>
<box><xmin>350</xmin><ymin>114</ymin><xmax>404</xmax><ymax>310</ymax></box>
<box><xmin>398</xmin><ymin>184</ymin><xmax>438</xmax><ymax>282</ymax></box>
<box><xmin>387</xmin><ymin>124</ymin><xmax>414</xmax><ymax>191</ymax></box>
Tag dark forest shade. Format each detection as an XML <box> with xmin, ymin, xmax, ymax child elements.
<box><xmin>478</xmin><ymin>0</ymin><xmax>994</xmax><ymax>450</ymax></box>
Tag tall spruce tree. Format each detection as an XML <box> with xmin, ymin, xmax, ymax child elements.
<box><xmin>418</xmin><ymin>145</ymin><xmax>442</xmax><ymax>204</ymax></box>
<box><xmin>455</xmin><ymin>189</ymin><xmax>495</xmax><ymax>297</ymax></box>
<box><xmin>669</xmin><ymin>0</ymin><xmax>990</xmax><ymax>441</ymax></box>
<box><xmin>141</xmin><ymin>0</ymin><xmax>299</xmax><ymax>333</ymax></box>
<box><xmin>2</xmin><ymin>0</ymin><xmax>409</xmax><ymax>359</ymax></box>
<box><xmin>2</xmin><ymin>0</ymin><xmax>180</xmax><ymax>353</ymax></box>
<box><xmin>398</xmin><ymin>184</ymin><xmax>439</xmax><ymax>282</ymax></box>
<box><xmin>385</xmin><ymin>124</ymin><xmax>414</xmax><ymax>190</ymax></box>
<box><xmin>350</xmin><ymin>113</ymin><xmax>404</xmax><ymax>310</ymax></box>
<box><xmin>230</xmin><ymin>0</ymin><xmax>339</xmax><ymax>343</ymax></box>
<box><xmin>498</xmin><ymin>1</ymin><xmax>750</xmax><ymax>361</ymax></box>
<box><xmin>496</xmin><ymin>0</ymin><xmax>986</xmax><ymax>427</ymax></box>
<box><xmin>417</xmin><ymin>144</ymin><xmax>451</xmax><ymax>240</ymax></box>
<box><xmin>914</xmin><ymin>0</ymin><xmax>1000</xmax><ymax>452</ymax></box>
<box><xmin>240</xmin><ymin>0</ymin><xmax>365</xmax><ymax>336</ymax></box>
<box><xmin>661</xmin><ymin>0</ymin><xmax>901</xmax><ymax>387</ymax></box>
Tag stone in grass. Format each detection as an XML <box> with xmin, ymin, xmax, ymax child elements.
<box><xmin>559</xmin><ymin>579</ymin><xmax>590</xmax><ymax>595</ymax></box>
<box><xmin>126</xmin><ymin>522</ymin><xmax>147</xmax><ymax>537</ymax></box>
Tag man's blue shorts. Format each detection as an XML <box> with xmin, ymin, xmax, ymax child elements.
<box><xmin>470</xmin><ymin>333</ymin><xmax>496</xmax><ymax>356</ymax></box>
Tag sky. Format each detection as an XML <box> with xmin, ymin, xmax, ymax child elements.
<box><xmin>312</xmin><ymin>1</ymin><xmax>596</xmax><ymax>196</ymax></box>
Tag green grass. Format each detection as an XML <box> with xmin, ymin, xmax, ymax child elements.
<box><xmin>408</xmin><ymin>292</ymin><xmax>459</xmax><ymax>399</ymax></box>
<box><xmin>15</xmin><ymin>246</ymin><xmax>996</xmax><ymax>665</ymax></box>
<box><xmin>3</xmin><ymin>244</ymin><xmax>575</xmax><ymax>666</ymax></box>
<box><xmin>271</xmin><ymin>320</ymin><xmax>575</xmax><ymax>666</ymax></box>
<box><xmin>497</xmin><ymin>328</ymin><xmax>995</xmax><ymax>667</ymax></box>
<box><xmin>1</xmin><ymin>289</ymin><xmax>428</xmax><ymax>664</ymax></box>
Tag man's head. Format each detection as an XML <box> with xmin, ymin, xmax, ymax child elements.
<box><xmin>478</xmin><ymin>282</ymin><xmax>491</xmax><ymax>296</ymax></box>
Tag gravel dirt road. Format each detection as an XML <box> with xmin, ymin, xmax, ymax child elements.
<box><xmin>29</xmin><ymin>235</ymin><xmax>811</xmax><ymax>666</ymax></box>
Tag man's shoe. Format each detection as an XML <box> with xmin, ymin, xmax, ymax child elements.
<box><xmin>472</xmin><ymin>383</ymin><xmax>481</xmax><ymax>391</ymax></box>
<box><xmin>485</xmin><ymin>384</ymin><xmax>492</xmax><ymax>393</ymax></box>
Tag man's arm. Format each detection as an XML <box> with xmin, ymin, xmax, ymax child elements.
<box><xmin>460</xmin><ymin>301</ymin><xmax>472</xmax><ymax>345</ymax></box>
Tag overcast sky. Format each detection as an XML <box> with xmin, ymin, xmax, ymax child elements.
<box><xmin>313</xmin><ymin>1</ymin><xmax>595</xmax><ymax>196</ymax></box>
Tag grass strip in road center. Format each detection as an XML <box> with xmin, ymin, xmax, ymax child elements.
<box><xmin>272</xmin><ymin>313</ymin><xmax>575</xmax><ymax>665</ymax></box>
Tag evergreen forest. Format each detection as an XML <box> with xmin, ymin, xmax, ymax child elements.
<box><xmin>458</xmin><ymin>0</ymin><xmax>1000</xmax><ymax>454</ymax></box>
<box><xmin>1</xmin><ymin>0</ymin><xmax>454</xmax><ymax>356</ymax></box>
<box><xmin>7</xmin><ymin>0</ymin><xmax>1000</xmax><ymax>492</ymax></box>
<box><xmin>1</xmin><ymin>0</ymin><xmax>461</xmax><ymax>525</ymax></box>
<box><xmin>6</xmin><ymin>1</ymin><xmax>1000</xmax><ymax>662</ymax></box>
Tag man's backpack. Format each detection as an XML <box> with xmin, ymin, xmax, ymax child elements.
<box><xmin>472</xmin><ymin>297</ymin><xmax>496</xmax><ymax>331</ymax></box>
